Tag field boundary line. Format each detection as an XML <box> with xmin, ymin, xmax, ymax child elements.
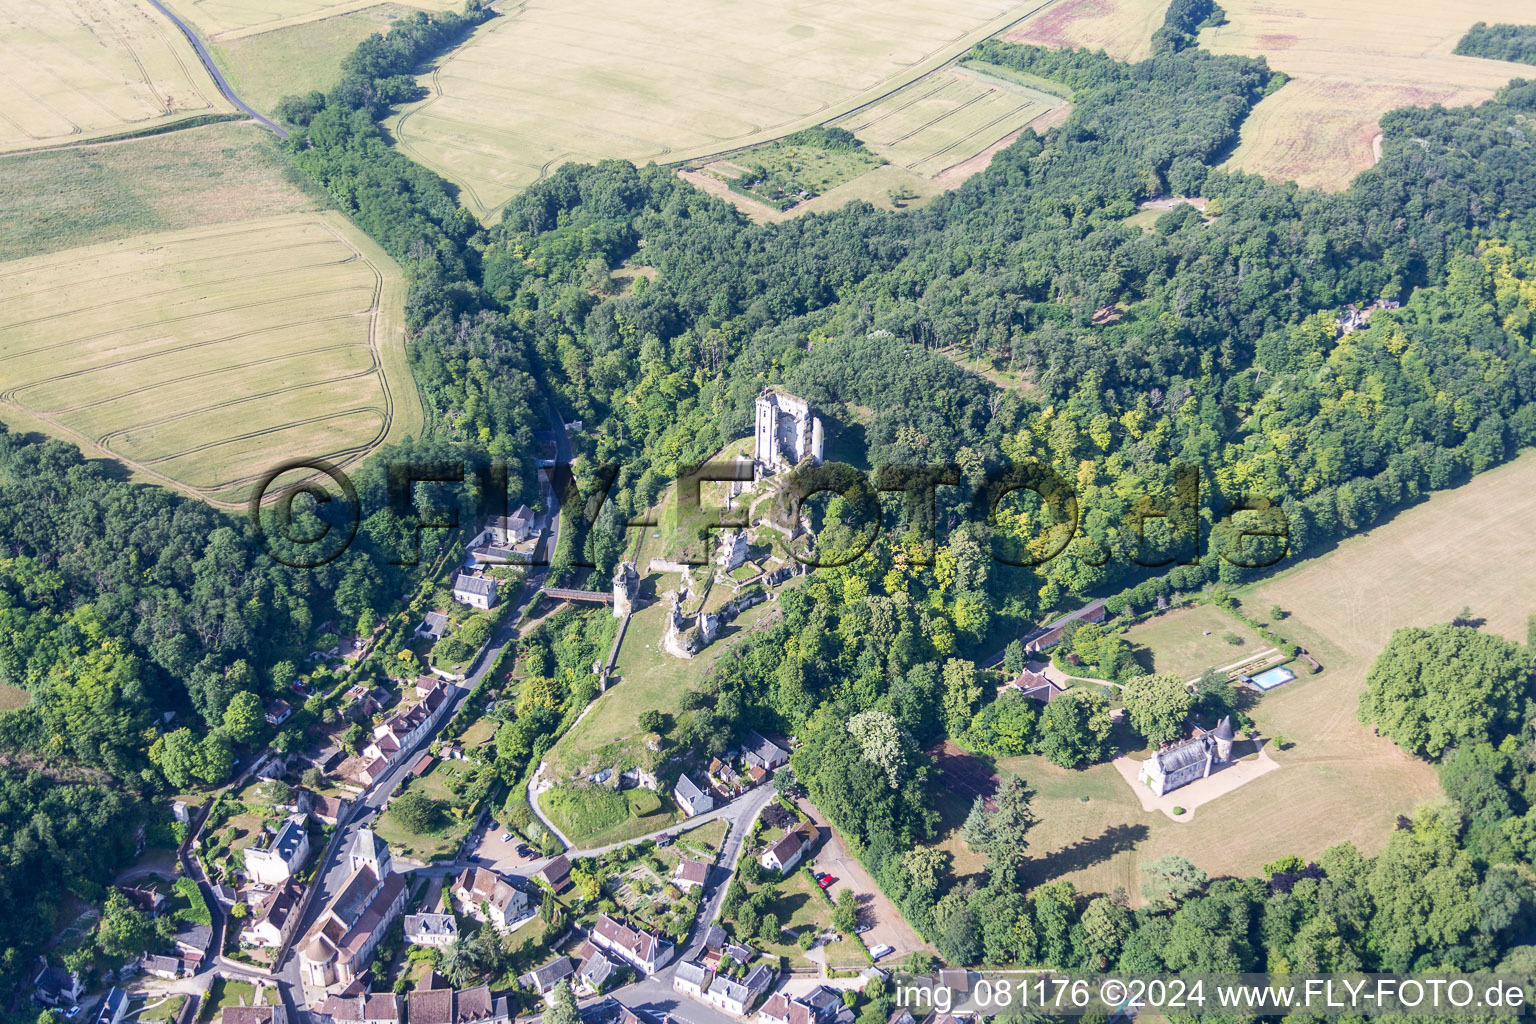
<box><xmin>141</xmin><ymin>0</ymin><xmax>288</xmax><ymax>137</ymax></box>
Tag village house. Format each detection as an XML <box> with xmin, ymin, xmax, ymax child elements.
<box><xmin>673</xmin><ymin>859</ymin><xmax>710</xmax><ymax>891</ymax></box>
<box><xmin>517</xmin><ymin>957</ymin><xmax>575</xmax><ymax>1004</ymax></box>
<box><xmin>573</xmin><ymin>940</ymin><xmax>619</xmax><ymax>995</ymax></box>
<box><xmin>1010</xmin><ymin>667</ymin><xmax>1061</xmax><ymax>704</ymax></box>
<box><xmin>756</xmin><ymin>994</ymin><xmax>811</xmax><ymax>1024</ymax></box>
<box><xmin>452</xmin><ymin>866</ymin><xmax>529</xmax><ymax>932</ymax></box>
<box><xmin>140</xmin><ymin>955</ymin><xmax>185</xmax><ymax>979</ymax></box>
<box><xmin>313</xmin><ymin>991</ymin><xmax>401</xmax><ymax>1024</ymax></box>
<box><xmin>174</xmin><ymin>920</ymin><xmax>212</xmax><ymax>966</ymax></box>
<box><xmin>742</xmin><ymin>731</ymin><xmax>789</xmax><ymax>773</ymax></box>
<box><xmin>244</xmin><ymin>815</ymin><xmax>311</xmax><ymax>885</ymax></box>
<box><xmin>680</xmin><ymin>960</ymin><xmax>776</xmax><ymax>1017</ymax></box>
<box><xmin>404</xmin><ymin>913</ymin><xmax>459</xmax><ymax>947</ymax></box>
<box><xmin>362</xmin><ymin>680</ymin><xmax>450</xmax><ymax>776</ymax></box>
<box><xmin>406</xmin><ymin>985</ymin><xmax>508</xmax><ymax>1024</ymax></box>
<box><xmin>310</xmin><ymin>793</ymin><xmax>350</xmax><ymax>826</ymax></box>
<box><xmin>221</xmin><ymin>1006</ymin><xmax>287</xmax><ymax>1024</ymax></box>
<box><xmin>297</xmin><ymin>828</ymin><xmax>408</xmax><ymax>989</ymax></box>
<box><xmin>760</xmin><ymin>829</ymin><xmax>805</xmax><ymax>873</ymax></box>
<box><xmin>452</xmin><ymin>572</ymin><xmax>498</xmax><ymax>610</ymax></box>
<box><xmin>673</xmin><ymin>961</ymin><xmax>711</xmax><ymax>1001</ymax></box>
<box><xmin>536</xmin><ymin>854</ymin><xmax>572</xmax><ymax>893</ymax></box>
<box><xmin>94</xmin><ymin>989</ymin><xmax>129</xmax><ymax>1024</ymax></box>
<box><xmin>1021</xmin><ymin>600</ymin><xmax>1108</xmax><ymax>654</ymax></box>
<box><xmin>794</xmin><ymin>987</ymin><xmax>845</xmax><ymax>1024</ymax></box>
<box><xmin>674</xmin><ymin>773</ymin><xmax>714</xmax><ymax>817</ymax></box>
<box><xmin>590</xmin><ymin>913</ymin><xmax>672</xmax><ymax>974</ymax></box>
<box><xmin>264</xmin><ymin>699</ymin><xmax>293</xmax><ymax>726</ymax></box>
<box><xmin>239</xmin><ymin>884</ymin><xmax>302</xmax><ymax>949</ymax></box>
<box><xmin>415</xmin><ymin>612</ymin><xmax>449</xmax><ymax>641</ymax></box>
<box><xmin>468</xmin><ymin>507</ymin><xmax>535</xmax><ymax>549</ymax></box>
<box><xmin>407</xmin><ymin>988</ymin><xmax>453</xmax><ymax>1024</ymax></box>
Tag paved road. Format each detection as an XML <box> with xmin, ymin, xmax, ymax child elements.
<box><xmin>278</xmin><ymin>406</ymin><xmax>572</xmax><ymax>1006</ymax></box>
<box><xmin>143</xmin><ymin>0</ymin><xmax>289</xmax><ymax>137</ymax></box>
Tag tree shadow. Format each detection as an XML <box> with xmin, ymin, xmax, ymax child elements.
<box><xmin>1020</xmin><ymin>822</ymin><xmax>1150</xmax><ymax>888</ymax></box>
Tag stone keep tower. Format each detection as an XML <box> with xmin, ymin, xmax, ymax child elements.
<box><xmin>753</xmin><ymin>388</ymin><xmax>824</xmax><ymax>475</ymax></box>
<box><xmin>612</xmin><ymin>561</ymin><xmax>639</xmax><ymax>618</ymax></box>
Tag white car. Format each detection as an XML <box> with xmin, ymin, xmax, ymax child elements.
<box><xmin>869</xmin><ymin>944</ymin><xmax>894</xmax><ymax>961</ymax></box>
<box><xmin>500</xmin><ymin>831</ymin><xmax>513</xmax><ymax>842</ymax></box>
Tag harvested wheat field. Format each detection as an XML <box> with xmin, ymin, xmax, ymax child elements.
<box><xmin>0</xmin><ymin>212</ymin><xmax>420</xmax><ymax>506</ymax></box>
<box><xmin>835</xmin><ymin>65</ymin><xmax>1067</xmax><ymax>177</ymax></box>
<box><xmin>390</xmin><ymin>0</ymin><xmax>1058</xmax><ymax>220</ymax></box>
<box><xmin>0</xmin><ymin>0</ymin><xmax>233</xmax><ymax>154</ymax></box>
<box><xmin>1004</xmin><ymin>0</ymin><xmax>1173</xmax><ymax>62</ymax></box>
<box><xmin>161</xmin><ymin>0</ymin><xmax>454</xmax><ymax>42</ymax></box>
<box><xmin>1200</xmin><ymin>0</ymin><xmax>1535</xmax><ymax>190</ymax></box>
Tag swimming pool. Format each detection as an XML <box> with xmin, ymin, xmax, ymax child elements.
<box><xmin>1251</xmin><ymin>665</ymin><xmax>1296</xmax><ymax>690</ymax></box>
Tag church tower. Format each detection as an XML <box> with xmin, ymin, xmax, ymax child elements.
<box><xmin>348</xmin><ymin>826</ymin><xmax>390</xmax><ymax>879</ymax></box>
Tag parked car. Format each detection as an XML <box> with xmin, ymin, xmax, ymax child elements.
<box><xmin>817</xmin><ymin>873</ymin><xmax>835</xmax><ymax>888</ymax></box>
<box><xmin>516</xmin><ymin>844</ymin><xmax>534</xmax><ymax>857</ymax></box>
<box><xmin>501</xmin><ymin>831</ymin><xmax>513</xmax><ymax>842</ymax></box>
<box><xmin>855</xmin><ymin>924</ymin><xmax>873</xmax><ymax>934</ymax></box>
<box><xmin>65</xmin><ymin>1008</ymin><xmax>83</xmax><ymax>1021</ymax></box>
<box><xmin>869</xmin><ymin>944</ymin><xmax>895</xmax><ymax>961</ymax></box>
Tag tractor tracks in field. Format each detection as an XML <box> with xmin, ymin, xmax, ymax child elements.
<box><xmin>142</xmin><ymin>0</ymin><xmax>288</xmax><ymax>138</ymax></box>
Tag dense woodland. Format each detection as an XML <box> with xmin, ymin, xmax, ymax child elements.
<box><xmin>1456</xmin><ymin>22</ymin><xmax>1536</xmax><ymax>66</ymax></box>
<box><xmin>10</xmin><ymin>0</ymin><xmax>1536</xmax><ymax>1007</ymax></box>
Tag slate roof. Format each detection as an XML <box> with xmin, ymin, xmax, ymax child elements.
<box><xmin>674</xmin><ymin>773</ymin><xmax>709</xmax><ymax>807</ymax></box>
<box><xmin>520</xmin><ymin>957</ymin><xmax>573</xmax><ymax>991</ymax></box>
<box><xmin>453</xmin><ymin>574</ymin><xmax>496</xmax><ymax>598</ymax></box>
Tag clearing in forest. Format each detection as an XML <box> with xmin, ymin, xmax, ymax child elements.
<box><xmin>0</xmin><ymin>212</ymin><xmax>420</xmax><ymax>507</ymax></box>
<box><xmin>388</xmin><ymin>0</ymin><xmax>1060</xmax><ymax>221</ymax></box>
<box><xmin>833</xmin><ymin>65</ymin><xmax>1068</xmax><ymax>178</ymax></box>
<box><xmin>160</xmin><ymin>0</ymin><xmax>454</xmax><ymax>42</ymax></box>
<box><xmin>1003</xmin><ymin>0</ymin><xmax>1174</xmax><ymax>62</ymax></box>
<box><xmin>929</xmin><ymin>451</ymin><xmax>1536</xmax><ymax>900</ymax></box>
<box><xmin>1199</xmin><ymin>0</ymin><xmax>1536</xmax><ymax>190</ymax></box>
<box><xmin>0</xmin><ymin>0</ymin><xmax>233</xmax><ymax>154</ymax></box>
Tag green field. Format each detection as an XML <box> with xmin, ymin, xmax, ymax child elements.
<box><xmin>1120</xmin><ymin>603</ymin><xmax>1268</xmax><ymax>679</ymax></box>
<box><xmin>541</xmin><ymin>784</ymin><xmax>681</xmax><ymax>847</ymax></box>
<box><xmin>690</xmin><ymin>133</ymin><xmax>885</xmax><ymax>211</ymax></box>
<box><xmin>0</xmin><ymin>0</ymin><xmax>233</xmax><ymax>154</ymax></box>
<box><xmin>212</xmin><ymin>5</ymin><xmax>418</xmax><ymax>114</ymax></box>
<box><xmin>930</xmin><ymin>452</ymin><xmax>1536</xmax><ymax>901</ymax></box>
<box><xmin>0</xmin><ymin>211</ymin><xmax>421</xmax><ymax>507</ymax></box>
<box><xmin>726</xmin><ymin>866</ymin><xmax>831</xmax><ymax>967</ymax></box>
<box><xmin>833</xmin><ymin>66</ymin><xmax>1065</xmax><ymax>177</ymax></box>
<box><xmin>389</xmin><ymin>0</ymin><xmax>1055</xmax><ymax>220</ymax></box>
<box><xmin>161</xmin><ymin>0</ymin><xmax>454</xmax><ymax>41</ymax></box>
<box><xmin>547</xmin><ymin>595</ymin><xmax>733</xmax><ymax>779</ymax></box>
<box><xmin>374</xmin><ymin>761</ymin><xmax>473</xmax><ymax>862</ymax></box>
<box><xmin>0</xmin><ymin>123</ymin><xmax>328</xmax><ymax>262</ymax></box>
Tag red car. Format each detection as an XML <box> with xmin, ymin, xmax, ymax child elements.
<box><xmin>817</xmin><ymin>873</ymin><xmax>834</xmax><ymax>888</ymax></box>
